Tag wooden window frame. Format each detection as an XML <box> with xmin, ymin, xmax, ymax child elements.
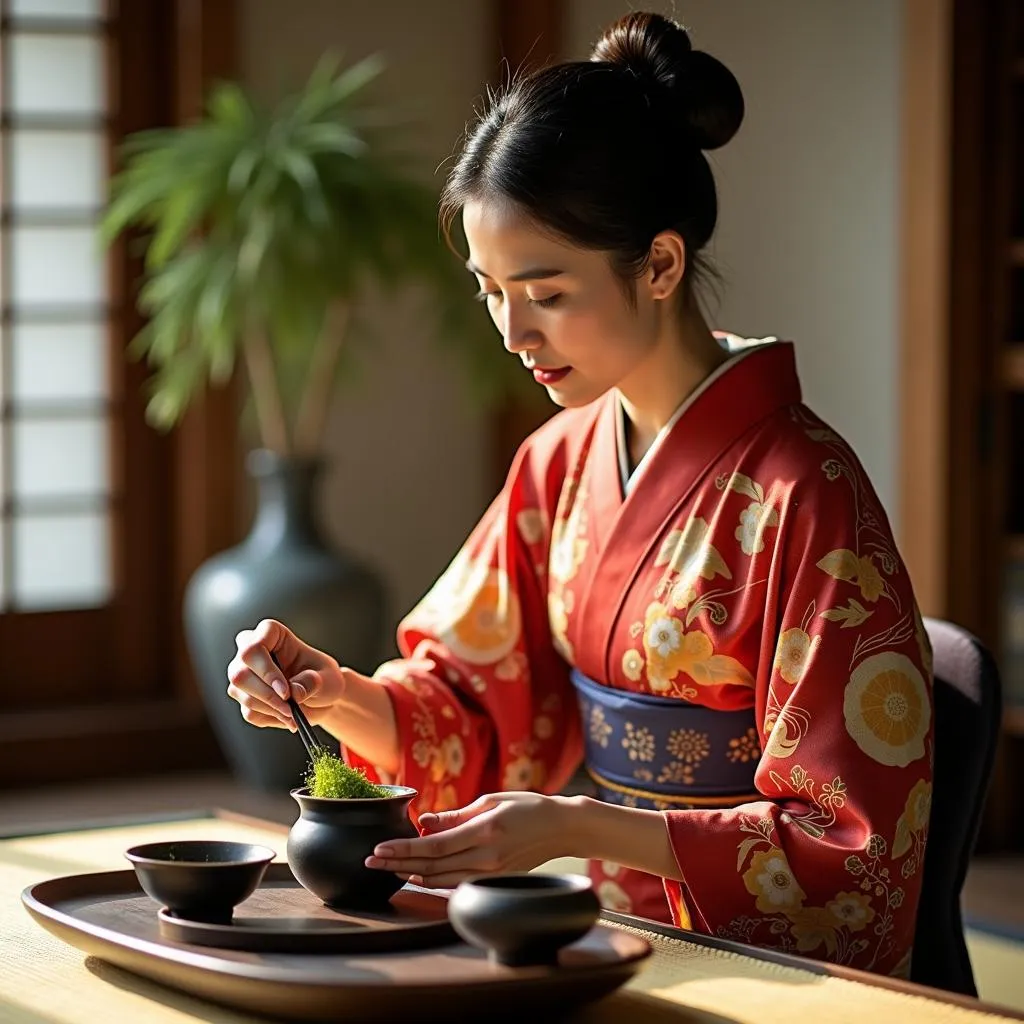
<box><xmin>0</xmin><ymin>0</ymin><xmax>238</xmax><ymax>788</ymax></box>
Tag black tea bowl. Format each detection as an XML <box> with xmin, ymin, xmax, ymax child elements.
<box><xmin>286</xmin><ymin>785</ymin><xmax>418</xmax><ymax>910</ymax></box>
<box><xmin>448</xmin><ymin>873</ymin><xmax>601</xmax><ymax>967</ymax></box>
<box><xmin>125</xmin><ymin>840</ymin><xmax>276</xmax><ymax>923</ymax></box>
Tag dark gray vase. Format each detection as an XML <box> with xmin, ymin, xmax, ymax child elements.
<box><xmin>184</xmin><ymin>449</ymin><xmax>387</xmax><ymax>792</ymax></box>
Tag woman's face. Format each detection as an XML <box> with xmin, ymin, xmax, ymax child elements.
<box><xmin>462</xmin><ymin>198</ymin><xmax>664</xmax><ymax>408</ymax></box>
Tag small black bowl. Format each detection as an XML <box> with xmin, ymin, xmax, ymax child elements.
<box><xmin>448</xmin><ymin>873</ymin><xmax>601</xmax><ymax>967</ymax></box>
<box><xmin>125</xmin><ymin>840</ymin><xmax>276</xmax><ymax>923</ymax></box>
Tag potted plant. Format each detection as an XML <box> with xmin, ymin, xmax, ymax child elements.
<box><xmin>101</xmin><ymin>55</ymin><xmax>513</xmax><ymax>790</ymax></box>
<box><xmin>287</xmin><ymin>750</ymin><xmax>417</xmax><ymax>908</ymax></box>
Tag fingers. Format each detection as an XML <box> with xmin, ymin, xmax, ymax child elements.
<box><xmin>227</xmin><ymin>682</ymin><xmax>295</xmax><ymax>730</ymax></box>
<box><xmin>234</xmin><ymin>620</ymin><xmax>293</xmax><ymax>697</ymax></box>
<box><xmin>370</xmin><ymin>829</ymin><xmax>467</xmax><ymax>863</ymax></box>
<box><xmin>367</xmin><ymin>846</ymin><xmax>498</xmax><ymax>880</ymax></box>
<box><xmin>226</xmin><ymin>664</ymin><xmax>294</xmax><ymax>726</ymax></box>
<box><xmin>398</xmin><ymin>870</ymin><xmax>483</xmax><ymax>890</ymax></box>
<box><xmin>288</xmin><ymin>668</ymin><xmax>325</xmax><ymax>707</ymax></box>
<box><xmin>418</xmin><ymin>794</ymin><xmax>500</xmax><ymax>834</ymax></box>
<box><xmin>367</xmin><ymin>809</ymin><xmax>499</xmax><ymax>870</ymax></box>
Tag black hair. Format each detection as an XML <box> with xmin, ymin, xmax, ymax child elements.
<box><xmin>440</xmin><ymin>11</ymin><xmax>744</xmax><ymax>308</ymax></box>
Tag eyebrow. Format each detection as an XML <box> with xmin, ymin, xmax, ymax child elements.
<box><xmin>465</xmin><ymin>260</ymin><xmax>565</xmax><ymax>282</ymax></box>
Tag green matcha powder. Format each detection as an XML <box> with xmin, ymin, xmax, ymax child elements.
<box><xmin>304</xmin><ymin>749</ymin><xmax>390</xmax><ymax>799</ymax></box>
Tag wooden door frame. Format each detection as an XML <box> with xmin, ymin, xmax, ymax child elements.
<box><xmin>898</xmin><ymin>0</ymin><xmax>953</xmax><ymax>619</ymax></box>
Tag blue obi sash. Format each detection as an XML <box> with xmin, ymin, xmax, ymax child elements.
<box><xmin>570</xmin><ymin>669</ymin><xmax>761</xmax><ymax>810</ymax></box>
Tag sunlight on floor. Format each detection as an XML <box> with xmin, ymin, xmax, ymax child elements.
<box><xmin>968</xmin><ymin>930</ymin><xmax>1024</xmax><ymax>1012</ymax></box>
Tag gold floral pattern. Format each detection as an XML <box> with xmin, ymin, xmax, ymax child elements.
<box><xmin>658</xmin><ymin>761</ymin><xmax>696</xmax><ymax>786</ymax></box>
<box><xmin>621</xmin><ymin>648</ymin><xmax>644</xmax><ymax>682</ymax></box>
<box><xmin>548</xmin><ymin>591</ymin><xmax>573</xmax><ymax>662</ymax></box>
<box><xmin>774</xmin><ymin>627</ymin><xmax>819</xmax><ymax>684</ymax></box>
<box><xmin>892</xmin><ymin>779</ymin><xmax>932</xmax><ymax>859</ymax></box>
<box><xmin>546</xmin><ymin>468</ymin><xmax>590</xmax><ymax>664</ymax></box>
<box><xmin>820</xmin><ymin>598</ymin><xmax>873</xmax><ymax>629</ymax></box>
<box><xmin>494</xmin><ymin>651</ymin><xmax>527</xmax><ymax>681</ymax></box>
<box><xmin>596</xmin><ymin>879</ymin><xmax>632</xmax><ymax>913</ymax></box>
<box><xmin>589</xmin><ymin>705</ymin><xmax>613</xmax><ymax>748</ymax></box>
<box><xmin>727</xmin><ymin>727</ymin><xmax>761</xmax><ymax>764</ymax></box>
<box><xmin>642</xmin><ymin>601</ymin><xmax>754</xmax><ymax>694</ymax></box>
<box><xmin>549</xmin><ymin>482</ymin><xmax>588</xmax><ymax>585</ymax></box>
<box><xmin>502</xmin><ymin>754</ymin><xmax>542</xmax><ymax>790</ymax></box>
<box><xmin>817</xmin><ymin>549</ymin><xmax>888</xmax><ymax>604</ymax></box>
<box><xmin>645</xmin><ymin>608</ymin><xmax>685</xmax><ymax>661</ymax></box>
<box><xmin>655</xmin><ymin>517</ymin><xmax>732</xmax><ymax>586</ymax></box>
<box><xmin>666</xmin><ymin>728</ymin><xmax>710</xmax><ymax>765</ymax></box>
<box><xmin>736</xmin><ymin>501</ymin><xmax>780</xmax><ymax>556</ymax></box>
<box><xmin>790</xmin><ymin>907</ymin><xmax>840</xmax><ymax>955</ymax></box>
<box><xmin>622</xmin><ymin>722</ymin><xmax>656</xmax><ymax>762</ymax></box>
<box><xmin>843</xmin><ymin>652</ymin><xmax>931</xmax><ymax>767</ymax></box>
<box><xmin>714</xmin><ymin>472</ymin><xmax>779</xmax><ymax>556</ymax></box>
<box><xmin>742</xmin><ymin>848</ymin><xmax>806</xmax><ymax>913</ymax></box>
<box><xmin>669</xmin><ymin>579</ymin><xmax>698</xmax><ymax>609</ymax></box>
<box><xmin>436</xmin><ymin>565</ymin><xmax>522</xmax><ymax>665</ymax></box>
<box><xmin>434</xmin><ymin>784</ymin><xmax>459</xmax><ymax>811</ymax></box>
<box><xmin>442</xmin><ymin>734</ymin><xmax>465</xmax><ymax>776</ymax></box>
<box><xmin>727</xmin><ymin>803</ymin><xmax>915</xmax><ymax>971</ymax></box>
<box><xmin>856</xmin><ymin>557</ymin><xmax>885</xmax><ymax>602</ymax></box>
<box><xmin>826</xmin><ymin>891</ymin><xmax>875</xmax><ymax>931</ymax></box>
<box><xmin>763</xmin><ymin>703</ymin><xmax>810</xmax><ymax>759</ymax></box>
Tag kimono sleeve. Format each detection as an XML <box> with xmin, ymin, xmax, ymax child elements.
<box><xmin>662</xmin><ymin>470</ymin><xmax>934</xmax><ymax>977</ymax></box>
<box><xmin>345</xmin><ymin>441</ymin><xmax>583</xmax><ymax>815</ymax></box>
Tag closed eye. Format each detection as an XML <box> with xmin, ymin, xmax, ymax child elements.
<box><xmin>473</xmin><ymin>291</ymin><xmax>562</xmax><ymax>309</ymax></box>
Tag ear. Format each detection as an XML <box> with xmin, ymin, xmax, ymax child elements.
<box><xmin>643</xmin><ymin>230</ymin><xmax>687</xmax><ymax>301</ymax></box>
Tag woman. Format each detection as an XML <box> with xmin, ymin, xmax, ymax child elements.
<box><xmin>227</xmin><ymin>12</ymin><xmax>933</xmax><ymax>977</ymax></box>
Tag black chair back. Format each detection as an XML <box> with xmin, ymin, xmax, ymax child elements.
<box><xmin>912</xmin><ymin>618</ymin><xmax>1002</xmax><ymax>995</ymax></box>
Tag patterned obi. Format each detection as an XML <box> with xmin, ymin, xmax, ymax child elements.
<box><xmin>570</xmin><ymin>669</ymin><xmax>762</xmax><ymax>810</ymax></box>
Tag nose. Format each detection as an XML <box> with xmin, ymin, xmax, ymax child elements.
<box><xmin>499</xmin><ymin>302</ymin><xmax>542</xmax><ymax>356</ymax></box>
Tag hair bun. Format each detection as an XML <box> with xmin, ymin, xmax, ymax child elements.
<box><xmin>590</xmin><ymin>11</ymin><xmax>744</xmax><ymax>151</ymax></box>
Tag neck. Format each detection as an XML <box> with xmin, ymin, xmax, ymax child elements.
<box><xmin>617</xmin><ymin>306</ymin><xmax>729</xmax><ymax>459</ymax></box>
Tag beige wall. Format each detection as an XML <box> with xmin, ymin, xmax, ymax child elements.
<box><xmin>239</xmin><ymin>0</ymin><xmax>493</xmax><ymax>643</ymax></box>
<box><xmin>238</xmin><ymin>0</ymin><xmax>907</xmax><ymax>642</ymax></box>
<box><xmin>569</xmin><ymin>1</ymin><xmax>903</xmax><ymax>525</ymax></box>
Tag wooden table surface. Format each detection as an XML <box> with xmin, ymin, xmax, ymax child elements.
<box><xmin>2</xmin><ymin>810</ymin><xmax>1022</xmax><ymax>1024</ymax></box>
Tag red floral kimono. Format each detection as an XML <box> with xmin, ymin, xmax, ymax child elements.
<box><xmin>348</xmin><ymin>339</ymin><xmax>934</xmax><ymax>977</ymax></box>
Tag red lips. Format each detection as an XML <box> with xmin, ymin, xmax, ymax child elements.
<box><xmin>531</xmin><ymin>366</ymin><xmax>572</xmax><ymax>385</ymax></box>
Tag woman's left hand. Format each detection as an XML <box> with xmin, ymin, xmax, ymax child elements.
<box><xmin>365</xmin><ymin>792</ymin><xmax>575</xmax><ymax>888</ymax></box>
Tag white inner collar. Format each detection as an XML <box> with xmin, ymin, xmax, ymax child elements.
<box><xmin>615</xmin><ymin>341</ymin><xmax>774</xmax><ymax>494</ymax></box>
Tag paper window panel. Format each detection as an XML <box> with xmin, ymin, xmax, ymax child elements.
<box><xmin>12</xmin><ymin>415</ymin><xmax>108</xmax><ymax>499</ymax></box>
<box><xmin>9</xmin><ymin>131</ymin><xmax>106</xmax><ymax>210</ymax></box>
<box><xmin>7</xmin><ymin>33</ymin><xmax>105</xmax><ymax>117</ymax></box>
<box><xmin>12</xmin><ymin>509</ymin><xmax>111</xmax><ymax>609</ymax></box>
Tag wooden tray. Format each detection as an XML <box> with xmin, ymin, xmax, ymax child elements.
<box><xmin>22</xmin><ymin>866</ymin><xmax>651</xmax><ymax>1023</ymax></box>
<box><xmin>155</xmin><ymin>863</ymin><xmax>454</xmax><ymax>952</ymax></box>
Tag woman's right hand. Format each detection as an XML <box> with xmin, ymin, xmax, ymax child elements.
<box><xmin>227</xmin><ymin>617</ymin><xmax>403</xmax><ymax>776</ymax></box>
<box><xmin>227</xmin><ymin>618</ymin><xmax>346</xmax><ymax>730</ymax></box>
